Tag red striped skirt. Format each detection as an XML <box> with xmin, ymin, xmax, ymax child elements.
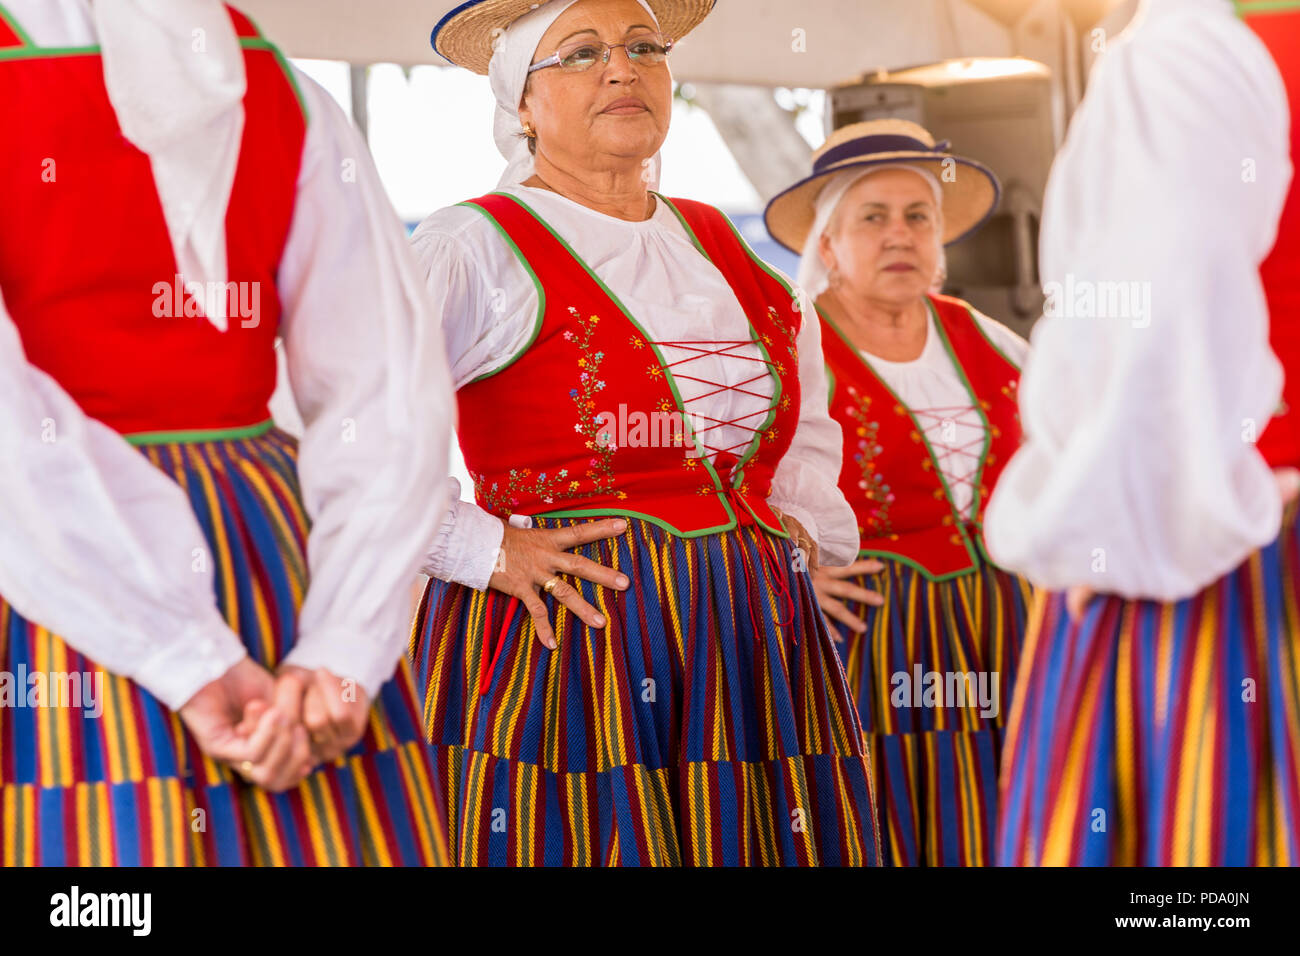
<box><xmin>0</xmin><ymin>428</ymin><xmax>447</xmax><ymax>866</ymax></box>
<box><xmin>998</xmin><ymin>502</ymin><xmax>1300</xmax><ymax>866</ymax></box>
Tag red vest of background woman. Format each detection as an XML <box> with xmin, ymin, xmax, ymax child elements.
<box><xmin>0</xmin><ymin>6</ymin><xmax>304</xmax><ymax>438</ymax></box>
<box><xmin>820</xmin><ymin>294</ymin><xmax>1022</xmax><ymax>579</ymax></box>
<box><xmin>1243</xmin><ymin>3</ymin><xmax>1300</xmax><ymax>469</ymax></box>
<box><xmin>455</xmin><ymin>193</ymin><xmax>803</xmax><ymax>539</ymax></box>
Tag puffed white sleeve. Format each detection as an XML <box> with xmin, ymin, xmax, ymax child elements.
<box><xmin>273</xmin><ymin>72</ymin><xmax>454</xmax><ymax>696</ymax></box>
<box><xmin>973</xmin><ymin>309</ymin><xmax>1030</xmax><ymax>368</ymax></box>
<box><xmin>0</xmin><ymin>292</ymin><xmax>247</xmax><ymax>711</ymax></box>
<box><xmin>409</xmin><ymin>208</ymin><xmax>543</xmax><ymax>591</ymax></box>
<box><xmin>983</xmin><ymin>6</ymin><xmax>1293</xmax><ymax>601</ymax></box>
<box><xmin>768</xmin><ymin>288</ymin><xmax>859</xmax><ymax>567</ymax></box>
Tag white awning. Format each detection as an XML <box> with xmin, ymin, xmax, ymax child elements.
<box><xmin>238</xmin><ymin>0</ymin><xmax>1014</xmax><ymax>87</ymax></box>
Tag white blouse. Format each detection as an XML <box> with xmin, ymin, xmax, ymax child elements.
<box><xmin>983</xmin><ymin>0</ymin><xmax>1293</xmax><ymax>601</ymax></box>
<box><xmin>860</xmin><ymin>308</ymin><xmax>1029</xmax><ymax>519</ymax></box>
<box><xmin>0</xmin><ymin>1</ymin><xmax>455</xmax><ymax>709</ymax></box>
<box><xmin>414</xmin><ymin>184</ymin><xmax>859</xmax><ymax>588</ymax></box>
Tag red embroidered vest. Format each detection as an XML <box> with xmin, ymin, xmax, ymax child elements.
<box><xmin>455</xmin><ymin>193</ymin><xmax>802</xmax><ymax>538</ymax></box>
<box><xmin>1242</xmin><ymin>3</ymin><xmax>1300</xmax><ymax>468</ymax></box>
<box><xmin>0</xmin><ymin>4</ymin><xmax>305</xmax><ymax>439</ymax></box>
<box><xmin>820</xmin><ymin>294</ymin><xmax>1022</xmax><ymax>579</ymax></box>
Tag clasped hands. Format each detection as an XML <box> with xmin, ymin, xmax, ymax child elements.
<box><xmin>176</xmin><ymin>658</ymin><xmax>371</xmax><ymax>792</ymax></box>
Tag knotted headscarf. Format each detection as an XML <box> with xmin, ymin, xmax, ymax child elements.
<box><xmin>488</xmin><ymin>0</ymin><xmax>663</xmax><ymax>189</ymax></box>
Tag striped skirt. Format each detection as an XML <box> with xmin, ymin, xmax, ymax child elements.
<box><xmin>0</xmin><ymin>428</ymin><xmax>446</xmax><ymax>866</ymax></box>
<box><xmin>997</xmin><ymin>502</ymin><xmax>1300</xmax><ymax>866</ymax></box>
<box><xmin>411</xmin><ymin>516</ymin><xmax>881</xmax><ymax>866</ymax></box>
<box><xmin>827</xmin><ymin>554</ymin><xmax>1032</xmax><ymax>866</ymax></box>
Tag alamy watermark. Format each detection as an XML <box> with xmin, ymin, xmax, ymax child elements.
<box><xmin>1043</xmin><ymin>273</ymin><xmax>1152</xmax><ymax>328</ymax></box>
<box><xmin>594</xmin><ymin>404</ymin><xmax>706</xmax><ymax>457</ymax></box>
<box><xmin>890</xmin><ymin>665</ymin><xmax>1000</xmax><ymax>719</ymax></box>
<box><xmin>0</xmin><ymin>667</ymin><xmax>104</xmax><ymax>718</ymax></box>
<box><xmin>152</xmin><ymin>275</ymin><xmax>261</xmax><ymax>328</ymax></box>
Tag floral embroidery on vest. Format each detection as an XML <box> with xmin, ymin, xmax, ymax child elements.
<box><xmin>768</xmin><ymin>305</ymin><xmax>799</xmax><ymax>365</ymax></box>
<box><xmin>744</xmin><ymin>305</ymin><xmax>798</xmax><ymax>482</ymax></box>
<box><xmin>474</xmin><ymin>308</ymin><xmax>623</xmax><ymax>513</ymax></box>
<box><xmin>845</xmin><ymin>385</ymin><xmax>895</xmax><ymax>536</ymax></box>
<box><xmin>1000</xmin><ymin>378</ymin><xmax>1021</xmax><ymax>429</ymax></box>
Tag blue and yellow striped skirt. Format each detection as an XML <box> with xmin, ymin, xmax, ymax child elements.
<box><xmin>997</xmin><ymin>502</ymin><xmax>1300</xmax><ymax>867</ymax></box>
<box><xmin>0</xmin><ymin>428</ymin><xmax>446</xmax><ymax>866</ymax></box>
<box><xmin>828</xmin><ymin>553</ymin><xmax>1032</xmax><ymax>866</ymax></box>
<box><xmin>411</xmin><ymin>516</ymin><xmax>881</xmax><ymax>866</ymax></box>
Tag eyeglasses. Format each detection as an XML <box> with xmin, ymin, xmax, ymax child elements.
<box><xmin>528</xmin><ymin>32</ymin><xmax>674</xmax><ymax>74</ymax></box>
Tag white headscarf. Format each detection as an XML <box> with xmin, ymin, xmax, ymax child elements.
<box><xmin>795</xmin><ymin>164</ymin><xmax>946</xmax><ymax>301</ymax></box>
<box><xmin>94</xmin><ymin>0</ymin><xmax>247</xmax><ymax>332</ymax></box>
<box><xmin>488</xmin><ymin>0</ymin><xmax>663</xmax><ymax>189</ymax></box>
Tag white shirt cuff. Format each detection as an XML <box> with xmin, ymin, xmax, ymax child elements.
<box><xmin>131</xmin><ymin>616</ymin><xmax>248</xmax><ymax>712</ymax></box>
<box><xmin>422</xmin><ymin>495</ymin><xmax>505</xmax><ymax>592</ymax></box>
<box><xmin>281</xmin><ymin>627</ymin><xmax>401</xmax><ymax>702</ymax></box>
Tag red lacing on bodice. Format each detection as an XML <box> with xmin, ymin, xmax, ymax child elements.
<box><xmin>474</xmin><ymin>340</ymin><xmax>800</xmax><ymax>697</ymax></box>
<box><xmin>911</xmin><ymin>403</ymin><xmax>985</xmax><ymax>501</ymax></box>
<box><xmin>652</xmin><ymin>339</ymin><xmax>777</xmax><ymax>460</ymax></box>
<box><xmin>653</xmin><ymin>340</ymin><xmax>796</xmax><ymax>634</ymax></box>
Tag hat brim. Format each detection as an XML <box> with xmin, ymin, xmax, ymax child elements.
<box><xmin>432</xmin><ymin>0</ymin><xmax>717</xmax><ymax>75</ymax></box>
<box><xmin>764</xmin><ymin>153</ymin><xmax>1002</xmax><ymax>255</ymax></box>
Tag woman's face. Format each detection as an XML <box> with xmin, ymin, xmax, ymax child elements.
<box><xmin>518</xmin><ymin>0</ymin><xmax>673</xmax><ymax>174</ymax></box>
<box><xmin>819</xmin><ymin>168</ymin><xmax>943</xmax><ymax>309</ymax></box>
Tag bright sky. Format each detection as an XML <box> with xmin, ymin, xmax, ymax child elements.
<box><xmin>292</xmin><ymin>60</ymin><xmax>826</xmax><ymax>221</ymax></box>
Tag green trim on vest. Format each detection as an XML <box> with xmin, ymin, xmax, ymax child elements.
<box><xmin>465</xmin><ymin>191</ymin><xmax>791</xmax><ymax>542</ymax></box>
<box><xmin>457</xmin><ymin>199</ymin><xmax>547</xmax><ymax>384</ymax></box>
<box><xmin>528</xmin><ymin>506</ymin><xmax>745</xmax><ymax>541</ymax></box>
<box><xmin>965</xmin><ymin>308</ymin><xmax>1024</xmax><ymax>372</ymax></box>
<box><xmin>0</xmin><ymin>44</ymin><xmax>98</xmax><ymax>60</ymax></box>
<box><xmin>856</xmin><ymin>547</ymin><xmax>982</xmax><ymax>583</ymax></box>
<box><xmin>249</xmin><ymin>36</ymin><xmax>311</xmax><ymax>121</ymax></box>
<box><xmin>0</xmin><ymin>2</ymin><xmax>34</xmax><ymax>47</ymax></box>
<box><xmin>655</xmin><ymin>193</ymin><xmax>792</xmax><ymax>537</ymax></box>
<box><xmin>817</xmin><ymin>299</ymin><xmax>987</xmax><ymax>578</ymax></box>
<box><xmin>0</xmin><ymin>16</ymin><xmax>310</xmax><ymax>123</ymax></box>
<box><xmin>123</xmin><ymin>418</ymin><xmax>275</xmax><ymax>446</ymax></box>
<box><xmin>1236</xmin><ymin>0</ymin><xmax>1300</xmax><ymax>15</ymax></box>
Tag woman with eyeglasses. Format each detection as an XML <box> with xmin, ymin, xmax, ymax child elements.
<box><xmin>409</xmin><ymin>0</ymin><xmax>880</xmax><ymax>867</ymax></box>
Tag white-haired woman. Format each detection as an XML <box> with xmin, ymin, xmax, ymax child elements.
<box><xmin>409</xmin><ymin>0</ymin><xmax>880</xmax><ymax>866</ymax></box>
<box><xmin>766</xmin><ymin>120</ymin><xmax>1031</xmax><ymax>866</ymax></box>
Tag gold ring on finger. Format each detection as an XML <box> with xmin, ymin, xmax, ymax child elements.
<box><xmin>542</xmin><ymin>576</ymin><xmax>561</xmax><ymax>595</ymax></box>
<box><xmin>239</xmin><ymin>760</ymin><xmax>254</xmax><ymax>775</ymax></box>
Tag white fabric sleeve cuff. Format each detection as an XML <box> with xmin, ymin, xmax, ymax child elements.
<box><xmin>131</xmin><ymin>616</ymin><xmax>248</xmax><ymax>712</ymax></box>
<box><xmin>421</xmin><ymin>481</ymin><xmax>505</xmax><ymax>591</ymax></box>
<box><xmin>280</xmin><ymin>626</ymin><xmax>401</xmax><ymax>702</ymax></box>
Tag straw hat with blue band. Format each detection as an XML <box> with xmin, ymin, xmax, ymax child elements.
<box><xmin>765</xmin><ymin>119</ymin><xmax>1002</xmax><ymax>254</ymax></box>
<box><xmin>432</xmin><ymin>0</ymin><xmax>718</xmax><ymax>74</ymax></box>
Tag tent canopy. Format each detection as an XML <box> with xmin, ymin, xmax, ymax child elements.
<box><xmin>239</xmin><ymin>0</ymin><xmax>1013</xmax><ymax>87</ymax></box>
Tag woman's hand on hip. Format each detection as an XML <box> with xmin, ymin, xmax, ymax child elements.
<box><xmin>771</xmin><ymin>507</ymin><xmax>819</xmax><ymax>572</ymax></box>
<box><xmin>488</xmin><ymin>518</ymin><xmax>631</xmax><ymax>650</ymax></box>
<box><xmin>811</xmin><ymin>559</ymin><xmax>886</xmax><ymax>640</ymax></box>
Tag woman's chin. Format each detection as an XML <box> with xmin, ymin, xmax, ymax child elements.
<box><xmin>871</xmin><ymin>274</ymin><xmax>929</xmax><ymax>302</ymax></box>
<box><xmin>587</xmin><ymin>126</ymin><xmax>665</xmax><ymax>161</ymax></box>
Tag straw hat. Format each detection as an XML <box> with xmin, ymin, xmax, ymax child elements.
<box><xmin>764</xmin><ymin>119</ymin><xmax>1001</xmax><ymax>254</ymax></box>
<box><xmin>431</xmin><ymin>0</ymin><xmax>717</xmax><ymax>75</ymax></box>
